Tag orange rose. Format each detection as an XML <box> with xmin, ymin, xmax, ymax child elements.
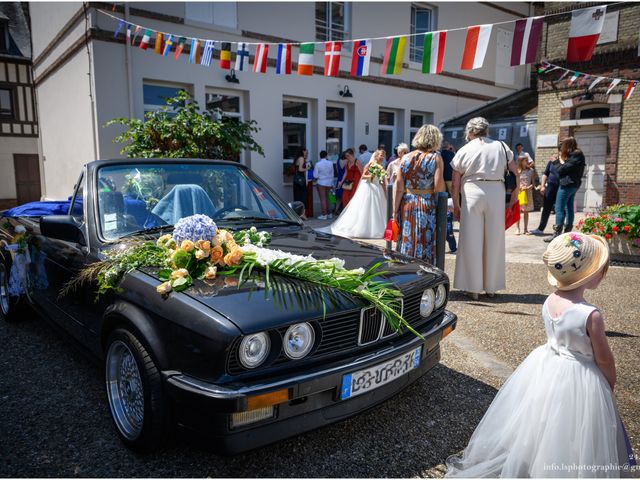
<box><xmin>180</xmin><ymin>240</ymin><xmax>195</xmax><ymax>252</ymax></box>
<box><xmin>223</xmin><ymin>247</ymin><xmax>243</xmax><ymax>267</ymax></box>
<box><xmin>195</xmin><ymin>249</ymin><xmax>209</xmax><ymax>261</ymax></box>
<box><xmin>156</xmin><ymin>282</ymin><xmax>172</xmax><ymax>295</ymax></box>
<box><xmin>204</xmin><ymin>266</ymin><xmax>217</xmax><ymax>280</ymax></box>
<box><xmin>170</xmin><ymin>268</ymin><xmax>189</xmax><ymax>280</ymax></box>
<box><xmin>195</xmin><ymin>240</ymin><xmax>211</xmax><ymax>252</ymax></box>
<box><xmin>210</xmin><ymin>245</ymin><xmax>224</xmax><ymax>265</ymax></box>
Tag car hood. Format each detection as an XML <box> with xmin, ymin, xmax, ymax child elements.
<box><xmin>142</xmin><ymin>227</ymin><xmax>444</xmax><ymax>333</ymax></box>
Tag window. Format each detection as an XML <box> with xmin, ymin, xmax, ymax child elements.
<box><xmin>143</xmin><ymin>83</ymin><xmax>188</xmax><ymax>117</ymax></box>
<box><xmin>283</xmin><ymin>99</ymin><xmax>311</xmax><ymax>184</ymax></box>
<box><xmin>378</xmin><ymin>109</ymin><xmax>397</xmax><ymax>159</ymax></box>
<box><xmin>577</xmin><ymin>105</ymin><xmax>610</xmax><ymax>120</ymax></box>
<box><xmin>0</xmin><ymin>22</ymin><xmax>8</xmax><ymax>53</ymax></box>
<box><xmin>410</xmin><ymin>4</ymin><xmax>433</xmax><ymax>63</ymax></box>
<box><xmin>326</xmin><ymin>104</ymin><xmax>347</xmax><ymax>162</ymax></box>
<box><xmin>0</xmin><ymin>87</ymin><xmax>14</xmax><ymax>118</ymax></box>
<box><xmin>315</xmin><ymin>2</ymin><xmax>350</xmax><ymax>41</ymax></box>
<box><xmin>206</xmin><ymin>92</ymin><xmax>241</xmax><ymax>121</ymax></box>
<box><xmin>185</xmin><ymin>2</ymin><xmax>237</xmax><ymax>29</ymax></box>
<box><xmin>410</xmin><ymin>111</ymin><xmax>433</xmax><ymax>143</ymax></box>
<box><xmin>70</xmin><ymin>174</ymin><xmax>84</xmax><ymax>222</ymax></box>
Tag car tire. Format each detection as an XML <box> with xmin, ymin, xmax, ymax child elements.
<box><xmin>105</xmin><ymin>328</ymin><xmax>171</xmax><ymax>452</ymax></box>
<box><xmin>0</xmin><ymin>261</ymin><xmax>22</xmax><ymax>322</ymax></box>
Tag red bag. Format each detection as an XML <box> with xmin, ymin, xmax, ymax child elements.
<box><xmin>383</xmin><ymin>219</ymin><xmax>399</xmax><ymax>241</ymax></box>
<box><xmin>505</xmin><ymin>202</ymin><xmax>521</xmax><ymax>230</ymax></box>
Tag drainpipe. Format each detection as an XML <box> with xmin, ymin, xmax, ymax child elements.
<box><xmin>124</xmin><ymin>4</ymin><xmax>134</xmax><ymax>119</ymax></box>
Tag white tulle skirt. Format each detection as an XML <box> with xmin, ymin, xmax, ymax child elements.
<box><xmin>446</xmin><ymin>344</ymin><xmax>630</xmax><ymax>478</ymax></box>
<box><xmin>323</xmin><ymin>179</ymin><xmax>387</xmax><ymax>239</ymax></box>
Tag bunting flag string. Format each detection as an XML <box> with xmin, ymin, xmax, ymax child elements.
<box><xmin>101</xmin><ymin>2</ymin><xmax>635</xmax><ymax>83</ymax></box>
<box><xmin>538</xmin><ymin>61</ymin><xmax>637</xmax><ymax>101</ymax></box>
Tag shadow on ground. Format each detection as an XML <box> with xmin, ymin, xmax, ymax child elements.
<box><xmin>0</xmin><ymin>311</ymin><xmax>496</xmax><ymax>478</ymax></box>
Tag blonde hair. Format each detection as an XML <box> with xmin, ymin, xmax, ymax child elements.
<box><xmin>372</xmin><ymin>149</ymin><xmax>386</xmax><ymax>162</ymax></box>
<box><xmin>397</xmin><ymin>143</ymin><xmax>410</xmax><ymax>156</ymax></box>
<box><xmin>411</xmin><ymin>124</ymin><xmax>443</xmax><ymax>152</ymax></box>
<box><xmin>464</xmin><ymin>117</ymin><xmax>489</xmax><ymax>141</ymax></box>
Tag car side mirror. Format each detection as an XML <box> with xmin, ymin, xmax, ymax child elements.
<box><xmin>40</xmin><ymin>216</ymin><xmax>86</xmax><ymax>245</ymax></box>
<box><xmin>288</xmin><ymin>201</ymin><xmax>306</xmax><ymax>216</ymax></box>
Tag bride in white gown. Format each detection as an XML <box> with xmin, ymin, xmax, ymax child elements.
<box><xmin>322</xmin><ymin>149</ymin><xmax>387</xmax><ymax>239</ymax></box>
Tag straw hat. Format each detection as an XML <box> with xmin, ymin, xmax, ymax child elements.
<box><xmin>542</xmin><ymin>232</ymin><xmax>609</xmax><ymax>291</ymax></box>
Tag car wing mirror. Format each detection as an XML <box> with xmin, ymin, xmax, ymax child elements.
<box><xmin>40</xmin><ymin>215</ymin><xmax>87</xmax><ymax>246</ymax></box>
<box><xmin>288</xmin><ymin>201</ymin><xmax>306</xmax><ymax>217</ymax></box>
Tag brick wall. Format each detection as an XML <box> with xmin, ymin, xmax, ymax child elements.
<box><xmin>617</xmin><ymin>93</ymin><xmax>640</xmax><ymax>183</ymax></box>
<box><xmin>533</xmin><ymin>91</ymin><xmax>562</xmax><ymax>175</ymax></box>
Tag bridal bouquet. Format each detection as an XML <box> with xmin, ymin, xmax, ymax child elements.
<box><xmin>65</xmin><ymin>215</ymin><xmax>417</xmax><ymax>336</ymax></box>
<box><xmin>368</xmin><ymin>163</ymin><xmax>385</xmax><ymax>182</ymax></box>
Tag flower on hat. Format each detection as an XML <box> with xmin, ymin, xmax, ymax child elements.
<box><xmin>565</xmin><ymin>233</ymin><xmax>583</xmax><ymax>249</ymax></box>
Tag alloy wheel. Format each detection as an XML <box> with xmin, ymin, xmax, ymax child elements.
<box><xmin>106</xmin><ymin>340</ymin><xmax>145</xmax><ymax>440</ymax></box>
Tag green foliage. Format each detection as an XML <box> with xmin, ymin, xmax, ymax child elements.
<box><xmin>579</xmin><ymin>204</ymin><xmax>640</xmax><ymax>245</ymax></box>
<box><xmin>105</xmin><ymin>90</ymin><xmax>264</xmax><ymax>161</ymax></box>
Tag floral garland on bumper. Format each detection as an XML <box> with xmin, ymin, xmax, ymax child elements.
<box><xmin>66</xmin><ymin>215</ymin><xmax>418</xmax><ymax>336</ymax></box>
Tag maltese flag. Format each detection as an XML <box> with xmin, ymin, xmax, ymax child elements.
<box><xmin>566</xmin><ymin>6</ymin><xmax>607</xmax><ymax>62</ymax></box>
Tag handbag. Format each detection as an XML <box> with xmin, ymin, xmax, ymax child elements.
<box><xmin>505</xmin><ymin>201</ymin><xmax>520</xmax><ymax>230</ymax></box>
<box><xmin>518</xmin><ymin>189</ymin><xmax>528</xmax><ymax>206</ymax></box>
<box><xmin>342</xmin><ymin>180</ymin><xmax>353</xmax><ymax>191</ymax></box>
<box><xmin>383</xmin><ymin>219</ymin><xmax>399</xmax><ymax>242</ymax></box>
<box><xmin>293</xmin><ymin>174</ymin><xmax>306</xmax><ymax>188</ymax></box>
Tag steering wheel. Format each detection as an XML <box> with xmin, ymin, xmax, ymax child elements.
<box><xmin>213</xmin><ymin>205</ymin><xmax>251</xmax><ymax>219</ymax></box>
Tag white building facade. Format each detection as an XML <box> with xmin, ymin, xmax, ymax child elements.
<box><xmin>30</xmin><ymin>1</ymin><xmax>532</xmax><ymax>202</ymax></box>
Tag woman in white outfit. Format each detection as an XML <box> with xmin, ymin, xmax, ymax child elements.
<box><xmin>451</xmin><ymin>117</ymin><xmax>519</xmax><ymax>300</ymax></box>
<box><xmin>323</xmin><ymin>149</ymin><xmax>387</xmax><ymax>239</ymax></box>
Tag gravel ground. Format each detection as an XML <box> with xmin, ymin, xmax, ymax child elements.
<box><xmin>1</xmin><ymin>257</ymin><xmax>638</xmax><ymax>477</ymax></box>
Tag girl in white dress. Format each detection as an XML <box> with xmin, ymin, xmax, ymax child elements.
<box><xmin>323</xmin><ymin>149</ymin><xmax>387</xmax><ymax>239</ymax></box>
<box><xmin>446</xmin><ymin>232</ymin><xmax>636</xmax><ymax>478</ymax></box>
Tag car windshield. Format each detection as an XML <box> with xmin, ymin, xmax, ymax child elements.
<box><xmin>96</xmin><ymin>163</ymin><xmax>294</xmax><ymax>240</ymax></box>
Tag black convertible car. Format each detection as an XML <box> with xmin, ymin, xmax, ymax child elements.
<box><xmin>0</xmin><ymin>159</ymin><xmax>456</xmax><ymax>453</ymax></box>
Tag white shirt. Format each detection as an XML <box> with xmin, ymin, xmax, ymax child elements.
<box><xmin>451</xmin><ymin>137</ymin><xmax>514</xmax><ymax>182</ymax></box>
<box><xmin>313</xmin><ymin>159</ymin><xmax>335</xmax><ymax>187</ymax></box>
<box><xmin>517</xmin><ymin>151</ymin><xmax>534</xmax><ymax>164</ymax></box>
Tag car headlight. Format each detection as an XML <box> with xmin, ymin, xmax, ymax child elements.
<box><xmin>435</xmin><ymin>284</ymin><xmax>447</xmax><ymax>309</ymax></box>
<box><xmin>420</xmin><ymin>289</ymin><xmax>436</xmax><ymax>317</ymax></box>
<box><xmin>283</xmin><ymin>323</ymin><xmax>315</xmax><ymax>359</ymax></box>
<box><xmin>239</xmin><ymin>332</ymin><xmax>270</xmax><ymax>368</ymax></box>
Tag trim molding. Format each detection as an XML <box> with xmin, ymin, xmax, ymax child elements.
<box><xmin>559</xmin><ymin>117</ymin><xmax>621</xmax><ymax>127</ymax></box>
<box><xmin>32</xmin><ymin>5</ymin><xmax>86</xmax><ymax>69</ymax></box>
<box><xmin>479</xmin><ymin>2</ymin><xmax>527</xmax><ymax>18</ymax></box>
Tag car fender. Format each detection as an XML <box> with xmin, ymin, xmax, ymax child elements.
<box><xmin>101</xmin><ymin>300</ymin><xmax>169</xmax><ymax>370</ymax></box>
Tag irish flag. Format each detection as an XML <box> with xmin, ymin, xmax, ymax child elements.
<box><xmin>298</xmin><ymin>43</ymin><xmax>315</xmax><ymax>75</ymax></box>
<box><xmin>422</xmin><ymin>31</ymin><xmax>446</xmax><ymax>74</ymax></box>
<box><xmin>461</xmin><ymin>24</ymin><xmax>492</xmax><ymax>70</ymax></box>
<box><xmin>381</xmin><ymin>37</ymin><xmax>406</xmax><ymax>75</ymax></box>
<box><xmin>567</xmin><ymin>6</ymin><xmax>606</xmax><ymax>62</ymax></box>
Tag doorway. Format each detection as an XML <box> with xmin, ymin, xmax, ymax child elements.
<box><xmin>574</xmin><ymin>130</ymin><xmax>607</xmax><ymax>211</ymax></box>
<box><xmin>13</xmin><ymin>154</ymin><xmax>41</xmax><ymax>204</ymax></box>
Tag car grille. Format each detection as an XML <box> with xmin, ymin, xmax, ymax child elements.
<box><xmin>226</xmin><ymin>285</ymin><xmax>445</xmax><ymax>376</ymax></box>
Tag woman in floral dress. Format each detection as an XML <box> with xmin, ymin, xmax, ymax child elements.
<box><xmin>393</xmin><ymin>125</ymin><xmax>445</xmax><ymax>263</ymax></box>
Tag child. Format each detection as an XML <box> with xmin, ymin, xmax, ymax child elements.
<box><xmin>516</xmin><ymin>156</ymin><xmax>534</xmax><ymax>235</ymax></box>
<box><xmin>446</xmin><ymin>198</ymin><xmax>457</xmax><ymax>253</ymax></box>
<box><xmin>446</xmin><ymin>232</ymin><xmax>636</xmax><ymax>478</ymax></box>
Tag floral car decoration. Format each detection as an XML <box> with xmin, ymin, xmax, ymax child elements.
<box><xmin>67</xmin><ymin>214</ymin><xmax>418</xmax><ymax>336</ymax></box>
<box><xmin>578</xmin><ymin>204</ymin><xmax>640</xmax><ymax>245</ymax></box>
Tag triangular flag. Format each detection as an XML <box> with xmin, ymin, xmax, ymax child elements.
<box><xmin>132</xmin><ymin>26</ymin><xmax>142</xmax><ymax>46</ymax></box>
<box><xmin>588</xmin><ymin>77</ymin><xmax>604</xmax><ymax>90</ymax></box>
<box><xmin>461</xmin><ymin>24</ymin><xmax>492</xmax><ymax>70</ymax></box>
<box><xmin>568</xmin><ymin>72</ymin><xmax>581</xmax><ymax>84</ymax></box>
<box><xmin>298</xmin><ymin>43</ymin><xmax>314</xmax><ymax>75</ymax></box>
<box><xmin>511</xmin><ymin>17</ymin><xmax>544</xmax><ymax>66</ymax></box>
<box><xmin>253</xmin><ymin>44</ymin><xmax>269</xmax><ymax>73</ymax></box>
<box><xmin>220</xmin><ymin>42</ymin><xmax>232</xmax><ymax>69</ymax></box>
<box><xmin>557</xmin><ymin>70</ymin><xmax>570</xmax><ymax>82</ymax></box>
<box><xmin>381</xmin><ymin>37</ymin><xmax>407</xmax><ymax>75</ymax></box>
<box><xmin>350</xmin><ymin>40</ymin><xmax>371</xmax><ymax>77</ymax></box>
<box><xmin>174</xmin><ymin>37</ymin><xmax>186</xmax><ymax>60</ymax></box>
<box><xmin>422</xmin><ymin>31</ymin><xmax>447</xmax><ymax>74</ymax></box>
<box><xmin>139</xmin><ymin>30</ymin><xmax>152</xmax><ymax>50</ymax></box>
<box><xmin>567</xmin><ymin>6</ymin><xmax>607</xmax><ymax>62</ymax></box>
<box><xmin>235</xmin><ymin>42</ymin><xmax>250</xmax><ymax>71</ymax></box>
<box><xmin>606</xmin><ymin>78</ymin><xmax>621</xmax><ymax>95</ymax></box>
<box><xmin>126</xmin><ymin>24</ymin><xmax>133</xmax><ymax>45</ymax></box>
<box><xmin>537</xmin><ymin>62</ymin><xmax>551</xmax><ymax>74</ymax></box>
<box><xmin>624</xmin><ymin>80</ymin><xmax>638</xmax><ymax>100</ymax></box>
<box><xmin>324</xmin><ymin>41</ymin><xmax>342</xmax><ymax>76</ymax></box>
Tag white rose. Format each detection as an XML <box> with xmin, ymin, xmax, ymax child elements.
<box><xmin>15</xmin><ymin>225</ymin><xmax>26</xmax><ymax>234</ymax></box>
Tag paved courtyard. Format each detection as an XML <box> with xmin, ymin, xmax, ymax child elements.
<box><xmin>1</xmin><ymin>212</ymin><xmax>638</xmax><ymax>477</ymax></box>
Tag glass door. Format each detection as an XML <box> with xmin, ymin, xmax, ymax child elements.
<box><xmin>326</xmin><ymin>104</ymin><xmax>346</xmax><ymax>162</ymax></box>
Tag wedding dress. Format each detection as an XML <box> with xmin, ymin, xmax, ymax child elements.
<box><xmin>446</xmin><ymin>299</ymin><xmax>634</xmax><ymax>478</ymax></box>
<box><xmin>321</xmin><ymin>177</ymin><xmax>387</xmax><ymax>239</ymax></box>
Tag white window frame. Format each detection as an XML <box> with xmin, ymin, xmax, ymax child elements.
<box><xmin>409</xmin><ymin>111</ymin><xmax>433</xmax><ymax>142</ymax></box>
<box><xmin>410</xmin><ymin>3</ymin><xmax>435</xmax><ymax>64</ymax></box>
<box><xmin>325</xmin><ymin>102</ymin><xmax>348</xmax><ymax>162</ymax></box>
<box><xmin>184</xmin><ymin>2</ymin><xmax>239</xmax><ymax>32</ymax></box>
<box><xmin>205</xmin><ymin>89</ymin><xmax>243</xmax><ymax>121</ymax></box>
<box><xmin>315</xmin><ymin>2</ymin><xmax>351</xmax><ymax>42</ymax></box>
<box><xmin>283</xmin><ymin>98</ymin><xmax>312</xmax><ymax>186</ymax></box>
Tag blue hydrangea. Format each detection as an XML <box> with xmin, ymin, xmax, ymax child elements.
<box><xmin>172</xmin><ymin>214</ymin><xmax>218</xmax><ymax>244</ymax></box>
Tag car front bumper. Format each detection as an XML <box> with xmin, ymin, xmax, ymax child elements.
<box><xmin>164</xmin><ymin>309</ymin><xmax>457</xmax><ymax>454</ymax></box>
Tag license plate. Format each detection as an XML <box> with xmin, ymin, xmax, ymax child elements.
<box><xmin>340</xmin><ymin>345</ymin><xmax>422</xmax><ymax>400</ymax></box>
